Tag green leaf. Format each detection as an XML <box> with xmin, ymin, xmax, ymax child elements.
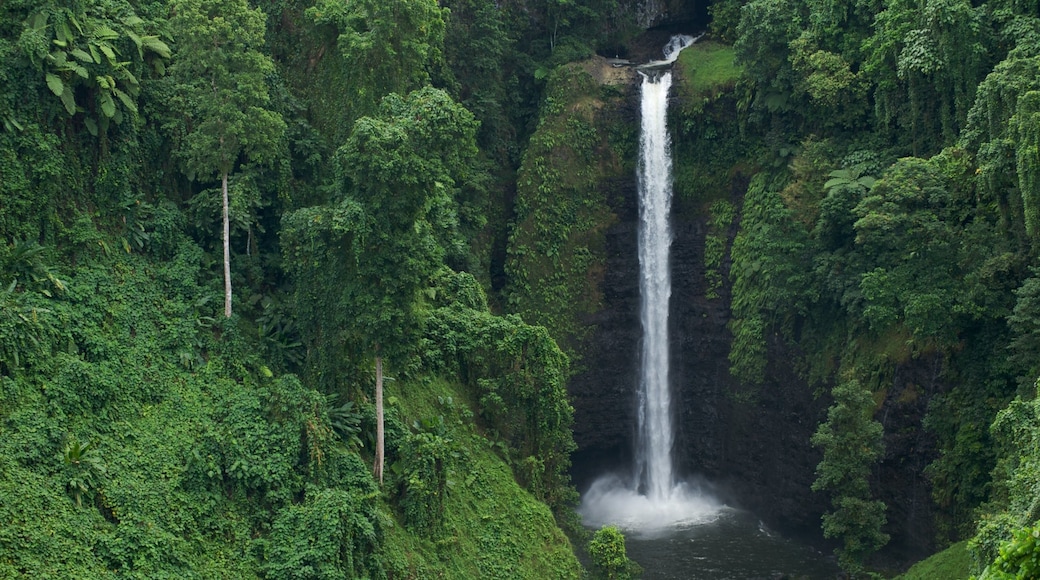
<box><xmin>100</xmin><ymin>92</ymin><xmax>115</xmax><ymax>118</ymax></box>
<box><xmin>57</xmin><ymin>22</ymin><xmax>73</xmax><ymax>44</ymax></box>
<box><xmin>126</xmin><ymin>30</ymin><xmax>143</xmax><ymax>58</ymax></box>
<box><xmin>45</xmin><ymin>73</ymin><xmax>64</xmax><ymax>97</ymax></box>
<box><xmin>30</xmin><ymin>12</ymin><xmax>48</xmax><ymax>31</ymax></box>
<box><xmin>71</xmin><ymin>48</ymin><xmax>92</xmax><ymax>62</ymax></box>
<box><xmin>142</xmin><ymin>36</ymin><xmax>172</xmax><ymax>59</ymax></box>
<box><xmin>94</xmin><ymin>26</ymin><xmax>119</xmax><ymax>41</ymax></box>
<box><xmin>88</xmin><ymin>44</ymin><xmax>101</xmax><ymax>63</ymax></box>
<box><xmin>824</xmin><ymin>177</ymin><xmax>849</xmax><ymax>189</ymax></box>
<box><xmin>3</xmin><ymin>117</ymin><xmax>24</xmax><ymax>132</ymax></box>
<box><xmin>112</xmin><ymin>87</ymin><xmax>137</xmax><ymax>114</ymax></box>
<box><xmin>84</xmin><ymin>117</ymin><xmax>98</xmax><ymax>136</ymax></box>
<box><xmin>60</xmin><ymin>87</ymin><xmax>76</xmax><ymax>115</ymax></box>
<box><xmin>99</xmin><ymin>43</ymin><xmax>117</xmax><ymax>63</ymax></box>
<box><xmin>121</xmin><ymin>68</ymin><xmax>139</xmax><ymax>87</ymax></box>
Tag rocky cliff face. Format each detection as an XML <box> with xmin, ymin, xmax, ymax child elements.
<box><xmin>564</xmin><ymin>52</ymin><xmax>831</xmax><ymax>532</ymax></box>
<box><xmin>669</xmin><ymin>194</ymin><xmax>834</xmax><ymax>534</ymax></box>
<box><xmin>568</xmin><ymin>159</ymin><xmax>833</xmax><ymax>535</ymax></box>
<box><xmin>626</xmin><ymin>0</ymin><xmax>707</xmax><ymax>29</ymax></box>
<box><xmin>566</xmin><ymin>55</ymin><xmax>939</xmax><ymax>558</ymax></box>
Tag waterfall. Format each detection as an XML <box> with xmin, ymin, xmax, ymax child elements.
<box><xmin>579</xmin><ymin>34</ymin><xmax>720</xmax><ymax>533</ymax></box>
<box><xmin>633</xmin><ymin>32</ymin><xmax>699</xmax><ymax>501</ymax></box>
<box><xmin>634</xmin><ymin>68</ymin><xmax>675</xmax><ymax>501</ymax></box>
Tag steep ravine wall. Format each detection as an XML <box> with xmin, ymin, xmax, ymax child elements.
<box><xmin>669</xmin><ymin>194</ymin><xmax>832</xmax><ymax>534</ymax></box>
<box><xmin>568</xmin><ymin>148</ymin><xmax>833</xmax><ymax>536</ymax></box>
<box><xmin>630</xmin><ymin>0</ymin><xmax>708</xmax><ymax>29</ymax></box>
<box><xmin>565</xmin><ymin>68</ymin><xmax>832</xmax><ymax>533</ymax></box>
<box><xmin>565</xmin><ymin>53</ymin><xmax>940</xmax><ymax>560</ymax></box>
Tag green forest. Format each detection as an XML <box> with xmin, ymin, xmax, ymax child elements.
<box><xmin>2</xmin><ymin>0</ymin><xmax>1040</xmax><ymax>577</ymax></box>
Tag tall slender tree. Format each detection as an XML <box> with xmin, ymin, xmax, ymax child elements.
<box><xmin>344</xmin><ymin>88</ymin><xmax>477</xmax><ymax>483</ymax></box>
<box><xmin>168</xmin><ymin>0</ymin><xmax>285</xmax><ymax>317</ymax></box>
<box><xmin>283</xmin><ymin>87</ymin><xmax>479</xmax><ymax>483</ymax></box>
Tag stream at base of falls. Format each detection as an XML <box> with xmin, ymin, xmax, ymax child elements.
<box><xmin>579</xmin><ymin>475</ymin><xmax>840</xmax><ymax>579</ymax></box>
<box><xmin>603</xmin><ymin>508</ymin><xmax>840</xmax><ymax>579</ymax></box>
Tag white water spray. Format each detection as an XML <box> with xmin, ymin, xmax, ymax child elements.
<box><xmin>580</xmin><ymin>34</ymin><xmax>721</xmax><ymax>534</ymax></box>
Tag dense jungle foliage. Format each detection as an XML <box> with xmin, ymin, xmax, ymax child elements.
<box><xmin>3</xmin><ymin>0</ymin><xmax>1040</xmax><ymax>577</ymax></box>
<box><xmin>0</xmin><ymin>0</ymin><xmax>628</xmax><ymax>576</ymax></box>
<box><xmin>702</xmin><ymin>0</ymin><xmax>1040</xmax><ymax>575</ymax></box>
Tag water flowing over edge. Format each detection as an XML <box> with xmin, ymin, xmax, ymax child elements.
<box><xmin>634</xmin><ymin>66</ymin><xmax>675</xmax><ymax>501</ymax></box>
<box><xmin>579</xmin><ymin>33</ymin><xmax>723</xmax><ymax>533</ymax></box>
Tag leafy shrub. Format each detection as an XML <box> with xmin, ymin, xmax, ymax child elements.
<box><xmin>398</xmin><ymin>427</ymin><xmax>454</xmax><ymax>534</ymax></box>
<box><xmin>187</xmin><ymin>374</ymin><xmax>328</xmax><ymax>502</ymax></box>
<box><xmin>704</xmin><ymin>199</ymin><xmax>736</xmax><ymax>299</ymax></box>
<box><xmin>588</xmin><ymin>525</ymin><xmax>635</xmax><ymax>579</ymax></box>
<box><xmin>975</xmin><ymin>523</ymin><xmax>1040</xmax><ymax>579</ymax></box>
<box><xmin>728</xmin><ymin>174</ymin><xmax>811</xmax><ymax>385</ymax></box>
<box><xmin>261</xmin><ymin>486</ymin><xmax>380</xmax><ymax>580</ymax></box>
<box><xmin>971</xmin><ymin>382</ymin><xmax>1040</xmax><ymax>575</ymax></box>
<box><xmin>328</xmin><ymin>397</ymin><xmax>363</xmax><ymax>450</ymax></box>
<box><xmin>0</xmin><ymin>280</ymin><xmax>59</xmax><ymax>376</ymax></box>
<box><xmin>422</xmin><ymin>300</ymin><xmax>578</xmax><ymax>516</ymax></box>
<box><xmin>61</xmin><ymin>437</ymin><xmax>105</xmax><ymax>508</ymax></box>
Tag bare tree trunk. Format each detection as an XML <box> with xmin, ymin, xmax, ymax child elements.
<box><xmin>222</xmin><ymin>170</ymin><xmax>232</xmax><ymax>318</ymax></box>
<box><xmin>374</xmin><ymin>355</ymin><xmax>384</xmax><ymax>484</ymax></box>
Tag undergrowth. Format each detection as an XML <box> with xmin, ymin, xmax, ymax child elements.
<box><xmin>0</xmin><ymin>236</ymin><xmax>582</xmax><ymax>578</ymax></box>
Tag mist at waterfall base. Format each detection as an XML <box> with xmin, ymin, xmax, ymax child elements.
<box><xmin>579</xmin><ymin>472</ymin><xmax>840</xmax><ymax>578</ymax></box>
<box><xmin>577</xmin><ymin>35</ymin><xmax>839</xmax><ymax>578</ymax></box>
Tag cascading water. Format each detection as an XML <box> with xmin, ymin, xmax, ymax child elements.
<box><xmin>579</xmin><ymin>34</ymin><xmax>720</xmax><ymax>533</ymax></box>
<box><xmin>635</xmin><ymin>48</ymin><xmax>678</xmax><ymax>503</ymax></box>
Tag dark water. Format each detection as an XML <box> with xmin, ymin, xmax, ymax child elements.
<box><xmin>618</xmin><ymin>507</ymin><xmax>840</xmax><ymax>579</ymax></box>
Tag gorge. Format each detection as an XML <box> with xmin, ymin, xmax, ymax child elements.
<box><xmin>5</xmin><ymin>0</ymin><xmax>1040</xmax><ymax>576</ymax></box>
<box><xmin>567</xmin><ymin>30</ymin><xmax>937</xmax><ymax>569</ymax></box>
<box><xmin>578</xmin><ymin>34</ymin><xmax>725</xmax><ymax>530</ymax></box>
<box><xmin>575</xmin><ymin>34</ymin><xmax>843</xmax><ymax>577</ymax></box>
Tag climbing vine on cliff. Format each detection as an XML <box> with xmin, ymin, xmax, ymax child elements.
<box><xmin>505</xmin><ymin>64</ymin><xmax>624</xmax><ymax>363</ymax></box>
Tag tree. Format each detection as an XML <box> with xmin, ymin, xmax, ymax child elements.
<box><xmin>284</xmin><ymin>87</ymin><xmax>479</xmax><ymax>483</ymax></box>
<box><xmin>862</xmin><ymin>0</ymin><xmax>988</xmax><ymax>152</ymax></box>
<box><xmin>342</xmin><ymin>88</ymin><xmax>477</xmax><ymax>483</ymax></box>
<box><xmin>306</xmin><ymin>0</ymin><xmax>447</xmax><ymax>125</ymax></box>
<box><xmin>1008</xmin><ymin>272</ymin><xmax>1040</xmax><ymax>385</ymax></box>
<box><xmin>168</xmin><ymin>0</ymin><xmax>285</xmax><ymax>318</ymax></box>
<box><xmin>852</xmin><ymin>155</ymin><xmax>964</xmax><ymax>342</ymax></box>
<box><xmin>734</xmin><ymin>0</ymin><xmax>804</xmax><ymax>110</ymax></box>
<box><xmin>811</xmin><ymin>377</ymin><xmax>889</xmax><ymax>576</ymax></box>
